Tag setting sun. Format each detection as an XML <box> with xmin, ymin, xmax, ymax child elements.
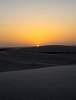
<box><xmin>0</xmin><ymin>0</ymin><xmax>76</xmax><ymax>47</ymax></box>
<box><xmin>36</xmin><ymin>44</ymin><xmax>40</xmax><ymax>47</ymax></box>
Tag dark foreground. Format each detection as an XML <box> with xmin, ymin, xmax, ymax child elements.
<box><xmin>0</xmin><ymin>65</ymin><xmax>76</xmax><ymax>100</ymax></box>
<box><xmin>0</xmin><ymin>46</ymin><xmax>76</xmax><ymax>100</ymax></box>
<box><xmin>0</xmin><ymin>45</ymin><xmax>76</xmax><ymax>72</ymax></box>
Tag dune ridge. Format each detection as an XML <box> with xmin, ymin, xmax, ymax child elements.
<box><xmin>0</xmin><ymin>45</ymin><xmax>76</xmax><ymax>72</ymax></box>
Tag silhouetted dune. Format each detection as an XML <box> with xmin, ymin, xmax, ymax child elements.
<box><xmin>0</xmin><ymin>45</ymin><xmax>76</xmax><ymax>53</ymax></box>
<box><xmin>0</xmin><ymin>45</ymin><xmax>76</xmax><ymax>72</ymax></box>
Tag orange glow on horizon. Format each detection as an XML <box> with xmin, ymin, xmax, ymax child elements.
<box><xmin>0</xmin><ymin>16</ymin><xmax>76</xmax><ymax>46</ymax></box>
<box><xmin>0</xmin><ymin>0</ymin><xmax>76</xmax><ymax>47</ymax></box>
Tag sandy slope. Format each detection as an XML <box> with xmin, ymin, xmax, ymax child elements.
<box><xmin>0</xmin><ymin>65</ymin><xmax>76</xmax><ymax>100</ymax></box>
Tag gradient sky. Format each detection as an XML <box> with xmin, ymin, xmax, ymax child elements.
<box><xmin>0</xmin><ymin>0</ymin><xmax>76</xmax><ymax>47</ymax></box>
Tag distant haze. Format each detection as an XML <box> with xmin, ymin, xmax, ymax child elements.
<box><xmin>0</xmin><ymin>0</ymin><xmax>76</xmax><ymax>47</ymax></box>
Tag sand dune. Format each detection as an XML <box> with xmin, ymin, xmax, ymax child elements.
<box><xmin>0</xmin><ymin>45</ymin><xmax>76</xmax><ymax>72</ymax></box>
<box><xmin>0</xmin><ymin>45</ymin><xmax>76</xmax><ymax>100</ymax></box>
<box><xmin>0</xmin><ymin>65</ymin><xmax>76</xmax><ymax>100</ymax></box>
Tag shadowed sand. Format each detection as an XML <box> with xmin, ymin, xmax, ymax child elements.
<box><xmin>0</xmin><ymin>45</ymin><xmax>76</xmax><ymax>100</ymax></box>
<box><xmin>0</xmin><ymin>45</ymin><xmax>76</xmax><ymax>72</ymax></box>
<box><xmin>0</xmin><ymin>65</ymin><xmax>76</xmax><ymax>100</ymax></box>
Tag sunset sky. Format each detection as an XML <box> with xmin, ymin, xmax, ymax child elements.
<box><xmin>0</xmin><ymin>0</ymin><xmax>76</xmax><ymax>47</ymax></box>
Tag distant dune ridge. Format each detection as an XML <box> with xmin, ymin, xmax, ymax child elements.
<box><xmin>0</xmin><ymin>45</ymin><xmax>76</xmax><ymax>72</ymax></box>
